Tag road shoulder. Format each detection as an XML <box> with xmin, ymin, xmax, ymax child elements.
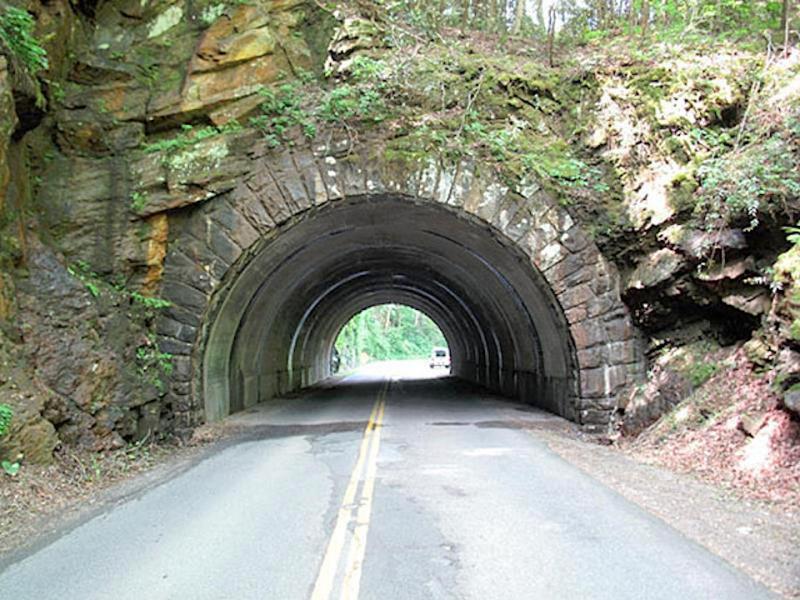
<box><xmin>0</xmin><ymin>432</ymin><xmax>228</xmax><ymax>567</ymax></box>
<box><xmin>529</xmin><ymin>425</ymin><xmax>800</xmax><ymax>599</ymax></box>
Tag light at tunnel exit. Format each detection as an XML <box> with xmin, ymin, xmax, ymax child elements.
<box><xmin>333</xmin><ymin>304</ymin><xmax>451</xmax><ymax>378</ymax></box>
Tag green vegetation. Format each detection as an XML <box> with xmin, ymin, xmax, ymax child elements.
<box><xmin>248</xmin><ymin>59</ymin><xmax>388</xmax><ymax>147</ymax></box>
<box><xmin>68</xmin><ymin>261</ymin><xmax>171</xmax><ymax>312</ymax></box>
<box><xmin>1</xmin><ymin>459</ymin><xmax>19</xmax><ymax>476</ymax></box>
<box><xmin>686</xmin><ymin>361</ymin><xmax>719</xmax><ymax>387</ymax></box>
<box><xmin>335</xmin><ymin>304</ymin><xmax>447</xmax><ymax>371</ymax></box>
<box><xmin>772</xmin><ymin>226</ymin><xmax>800</xmax><ymax>341</ymax></box>
<box><xmin>318</xmin><ymin>83</ymin><xmax>386</xmax><ymax>124</ymax></box>
<box><xmin>66</xmin><ymin>265</ymin><xmax>174</xmax><ymax>394</ymax></box>
<box><xmin>693</xmin><ymin>115</ymin><xmax>800</xmax><ymax>231</ymax></box>
<box><xmin>141</xmin><ymin>121</ymin><xmax>243</xmax><ymax>156</ymax></box>
<box><xmin>319</xmin><ymin>57</ymin><xmax>388</xmax><ymax>123</ymax></box>
<box><xmin>135</xmin><ymin>338</ymin><xmax>173</xmax><ymax>393</ymax></box>
<box><xmin>221</xmin><ymin>1</ymin><xmax>793</xmax><ymax>248</ymax></box>
<box><xmin>380</xmin><ymin>1</ymin><xmax>791</xmax><ymax>46</ymax></box>
<box><xmin>200</xmin><ymin>3</ymin><xmax>227</xmax><ymax>27</ymax></box>
<box><xmin>0</xmin><ymin>402</ymin><xmax>11</xmax><ymax>437</ymax></box>
<box><xmin>0</xmin><ymin>403</ymin><xmax>19</xmax><ymax>476</ymax></box>
<box><xmin>369</xmin><ymin>45</ymin><xmax>610</xmax><ymax>203</ymax></box>
<box><xmin>670</xmin><ymin>341</ymin><xmax>722</xmax><ymax>386</ymax></box>
<box><xmin>130</xmin><ymin>191</ymin><xmax>149</xmax><ymax>213</ymax></box>
<box><xmin>130</xmin><ymin>292</ymin><xmax>171</xmax><ymax>310</ymax></box>
<box><xmin>0</xmin><ymin>6</ymin><xmax>48</xmax><ymax>79</ymax></box>
<box><xmin>461</xmin><ymin>117</ymin><xmax>607</xmax><ymax>193</ymax></box>
<box><xmin>249</xmin><ymin>83</ymin><xmax>316</xmax><ymax>148</ymax></box>
<box><xmin>233</xmin><ymin>2</ymin><xmax>793</xmax><ymax>226</ymax></box>
<box><xmin>67</xmin><ymin>261</ymin><xmax>101</xmax><ymax>297</ymax></box>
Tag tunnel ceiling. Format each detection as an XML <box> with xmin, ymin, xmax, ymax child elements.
<box><xmin>203</xmin><ymin>196</ymin><xmax>578</xmax><ymax>422</ymax></box>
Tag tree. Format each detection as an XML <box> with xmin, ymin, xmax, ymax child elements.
<box><xmin>546</xmin><ymin>3</ymin><xmax>557</xmax><ymax>66</ymax></box>
<box><xmin>641</xmin><ymin>0</ymin><xmax>650</xmax><ymax>36</ymax></box>
<box><xmin>781</xmin><ymin>0</ymin><xmax>796</xmax><ymax>52</ymax></box>
<box><xmin>512</xmin><ymin>0</ymin><xmax>527</xmax><ymax>35</ymax></box>
<box><xmin>380</xmin><ymin>0</ymin><xmax>797</xmax><ymax>49</ymax></box>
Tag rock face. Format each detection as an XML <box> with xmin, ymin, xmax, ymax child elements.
<box><xmin>0</xmin><ymin>337</ymin><xmax>58</xmax><ymax>463</ymax></box>
<box><xmin>0</xmin><ymin>0</ymin><xmax>798</xmax><ymax>458</ymax></box>
<box><xmin>0</xmin><ymin>235</ymin><xmax>175</xmax><ymax>461</ymax></box>
<box><xmin>0</xmin><ymin>0</ymin><xmax>344</xmax><ymax>458</ymax></box>
<box><xmin>0</xmin><ymin>57</ymin><xmax>16</xmax><ymax>212</ymax></box>
<box><xmin>617</xmin><ymin>341</ymin><xmax>720</xmax><ymax>434</ymax></box>
<box><xmin>785</xmin><ymin>389</ymin><xmax>800</xmax><ymax>413</ymax></box>
<box><xmin>626</xmin><ymin>249</ymin><xmax>684</xmax><ymax>291</ymax></box>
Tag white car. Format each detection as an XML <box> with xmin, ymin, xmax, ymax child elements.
<box><xmin>429</xmin><ymin>347</ymin><xmax>450</xmax><ymax>369</ymax></box>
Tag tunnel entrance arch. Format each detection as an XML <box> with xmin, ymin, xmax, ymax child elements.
<box><xmin>203</xmin><ymin>197</ymin><xmax>577</xmax><ymax>420</ymax></box>
<box><xmin>156</xmin><ymin>147</ymin><xmax>643</xmax><ymax>431</ymax></box>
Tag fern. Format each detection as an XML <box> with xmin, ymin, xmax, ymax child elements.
<box><xmin>0</xmin><ymin>7</ymin><xmax>48</xmax><ymax>76</ymax></box>
<box><xmin>0</xmin><ymin>6</ymin><xmax>48</xmax><ymax>108</ymax></box>
<box><xmin>0</xmin><ymin>403</ymin><xmax>12</xmax><ymax>437</ymax></box>
<box><xmin>785</xmin><ymin>225</ymin><xmax>800</xmax><ymax>246</ymax></box>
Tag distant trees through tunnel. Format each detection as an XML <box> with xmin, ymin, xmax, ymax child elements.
<box><xmin>334</xmin><ymin>304</ymin><xmax>448</xmax><ymax>372</ymax></box>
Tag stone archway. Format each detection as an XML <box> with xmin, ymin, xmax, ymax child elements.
<box><xmin>154</xmin><ymin>142</ymin><xmax>644</xmax><ymax>431</ymax></box>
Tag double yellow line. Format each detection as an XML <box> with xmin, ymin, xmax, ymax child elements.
<box><xmin>311</xmin><ymin>381</ymin><xmax>389</xmax><ymax>600</ymax></box>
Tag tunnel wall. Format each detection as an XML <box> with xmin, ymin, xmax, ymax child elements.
<box><xmin>155</xmin><ymin>141</ymin><xmax>645</xmax><ymax>432</ymax></box>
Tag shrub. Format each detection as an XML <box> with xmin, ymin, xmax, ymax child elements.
<box><xmin>695</xmin><ymin>134</ymin><xmax>800</xmax><ymax>231</ymax></box>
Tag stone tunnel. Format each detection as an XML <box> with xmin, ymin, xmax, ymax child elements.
<box><xmin>153</xmin><ymin>141</ymin><xmax>645</xmax><ymax>432</ymax></box>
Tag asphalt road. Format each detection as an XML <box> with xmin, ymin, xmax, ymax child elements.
<box><xmin>0</xmin><ymin>363</ymin><xmax>775</xmax><ymax>599</ymax></box>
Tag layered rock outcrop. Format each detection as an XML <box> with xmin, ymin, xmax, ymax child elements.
<box><xmin>0</xmin><ymin>0</ymin><xmax>797</xmax><ymax>460</ymax></box>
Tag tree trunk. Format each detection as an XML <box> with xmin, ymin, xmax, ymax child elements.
<box><xmin>782</xmin><ymin>0</ymin><xmax>793</xmax><ymax>54</ymax></box>
<box><xmin>781</xmin><ymin>0</ymin><xmax>790</xmax><ymax>30</ymax></box>
<box><xmin>473</xmin><ymin>0</ymin><xmax>487</xmax><ymax>29</ymax></box>
<box><xmin>489</xmin><ymin>0</ymin><xmax>499</xmax><ymax>32</ymax></box>
<box><xmin>546</xmin><ymin>4</ymin><xmax>556</xmax><ymax>67</ymax></box>
<box><xmin>640</xmin><ymin>0</ymin><xmax>650</xmax><ymax>36</ymax></box>
<box><xmin>628</xmin><ymin>0</ymin><xmax>637</xmax><ymax>35</ymax></box>
<box><xmin>512</xmin><ymin>0</ymin><xmax>527</xmax><ymax>35</ymax></box>
<box><xmin>535</xmin><ymin>0</ymin><xmax>545</xmax><ymax>32</ymax></box>
<box><xmin>598</xmin><ymin>0</ymin><xmax>608</xmax><ymax>28</ymax></box>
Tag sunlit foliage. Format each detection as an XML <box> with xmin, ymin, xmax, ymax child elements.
<box><xmin>335</xmin><ymin>304</ymin><xmax>448</xmax><ymax>370</ymax></box>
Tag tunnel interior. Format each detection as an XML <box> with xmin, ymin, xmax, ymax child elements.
<box><xmin>202</xmin><ymin>196</ymin><xmax>580</xmax><ymax>422</ymax></box>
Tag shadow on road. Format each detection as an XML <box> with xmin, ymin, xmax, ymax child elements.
<box><xmin>225</xmin><ymin>360</ymin><xmax>573</xmax><ymax>438</ymax></box>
